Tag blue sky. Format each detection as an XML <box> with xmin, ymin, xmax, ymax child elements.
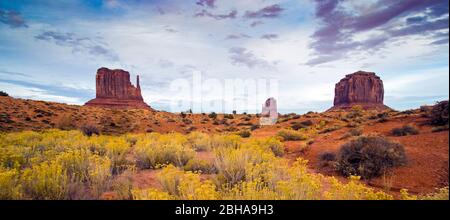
<box><xmin>0</xmin><ymin>0</ymin><xmax>448</xmax><ymax>113</ymax></box>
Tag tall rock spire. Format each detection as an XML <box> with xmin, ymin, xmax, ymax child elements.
<box><xmin>137</xmin><ymin>75</ymin><xmax>140</xmax><ymax>89</ymax></box>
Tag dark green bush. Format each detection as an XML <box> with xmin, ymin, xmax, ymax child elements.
<box><xmin>80</xmin><ymin>124</ymin><xmax>100</xmax><ymax>137</ymax></box>
<box><xmin>0</xmin><ymin>91</ymin><xmax>8</xmax><ymax>96</ymax></box>
<box><xmin>237</xmin><ymin>130</ymin><xmax>251</xmax><ymax>138</ymax></box>
<box><xmin>319</xmin><ymin>152</ymin><xmax>336</xmax><ymax>162</ymax></box>
<box><xmin>430</xmin><ymin>101</ymin><xmax>449</xmax><ymax>126</ymax></box>
<box><xmin>337</xmin><ymin>136</ymin><xmax>407</xmax><ymax>179</ymax></box>
<box><xmin>391</xmin><ymin>125</ymin><xmax>419</xmax><ymax>136</ymax></box>
<box><xmin>208</xmin><ymin>112</ymin><xmax>217</xmax><ymax>119</ymax></box>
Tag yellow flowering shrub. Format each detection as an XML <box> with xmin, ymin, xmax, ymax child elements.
<box><xmin>323</xmin><ymin>176</ymin><xmax>393</xmax><ymax>200</ymax></box>
<box><xmin>187</xmin><ymin>132</ymin><xmax>211</xmax><ymax>151</ymax></box>
<box><xmin>0</xmin><ymin>169</ymin><xmax>22</xmax><ymax>199</ymax></box>
<box><xmin>1</xmin><ymin>130</ymin><xmax>445</xmax><ymax>200</ymax></box>
<box><xmin>247</xmin><ymin>137</ymin><xmax>285</xmax><ymax>157</ymax></box>
<box><xmin>155</xmin><ymin>165</ymin><xmax>218</xmax><ymax>200</ymax></box>
<box><xmin>184</xmin><ymin>157</ymin><xmax>216</xmax><ymax>174</ymax></box>
<box><xmin>277</xmin><ymin>129</ymin><xmax>308</xmax><ymax>141</ymax></box>
<box><xmin>132</xmin><ymin>188</ymin><xmax>173</xmax><ymax>200</ymax></box>
<box><xmin>209</xmin><ymin>134</ymin><xmax>241</xmax><ymax>149</ymax></box>
<box><xmin>134</xmin><ymin>133</ymin><xmax>195</xmax><ymax>169</ymax></box>
<box><xmin>419</xmin><ymin>187</ymin><xmax>449</xmax><ymax>200</ymax></box>
<box><xmin>21</xmin><ymin>161</ymin><xmax>69</xmax><ymax>200</ymax></box>
<box><xmin>401</xmin><ymin>187</ymin><xmax>449</xmax><ymax>200</ymax></box>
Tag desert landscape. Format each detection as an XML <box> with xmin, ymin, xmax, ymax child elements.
<box><xmin>0</xmin><ymin>68</ymin><xmax>448</xmax><ymax>200</ymax></box>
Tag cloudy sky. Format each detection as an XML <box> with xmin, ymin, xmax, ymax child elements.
<box><xmin>0</xmin><ymin>0</ymin><xmax>448</xmax><ymax>113</ymax></box>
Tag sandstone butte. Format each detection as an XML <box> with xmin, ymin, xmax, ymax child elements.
<box><xmin>85</xmin><ymin>67</ymin><xmax>152</xmax><ymax>110</ymax></box>
<box><xmin>329</xmin><ymin>71</ymin><xmax>390</xmax><ymax>111</ymax></box>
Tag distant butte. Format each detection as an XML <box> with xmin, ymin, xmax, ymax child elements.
<box><xmin>329</xmin><ymin>71</ymin><xmax>390</xmax><ymax>111</ymax></box>
<box><xmin>85</xmin><ymin>67</ymin><xmax>152</xmax><ymax>110</ymax></box>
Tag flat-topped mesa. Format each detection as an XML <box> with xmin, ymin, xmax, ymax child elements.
<box><xmin>85</xmin><ymin>67</ymin><xmax>151</xmax><ymax>110</ymax></box>
<box><xmin>329</xmin><ymin>71</ymin><xmax>390</xmax><ymax>111</ymax></box>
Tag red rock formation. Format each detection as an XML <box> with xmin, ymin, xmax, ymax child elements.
<box><xmin>85</xmin><ymin>67</ymin><xmax>151</xmax><ymax>110</ymax></box>
<box><xmin>329</xmin><ymin>71</ymin><xmax>390</xmax><ymax>110</ymax></box>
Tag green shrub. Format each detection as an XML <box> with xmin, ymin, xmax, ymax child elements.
<box><xmin>348</xmin><ymin>128</ymin><xmax>362</xmax><ymax>136</ymax></box>
<box><xmin>208</xmin><ymin>112</ymin><xmax>217</xmax><ymax>119</ymax></box>
<box><xmin>237</xmin><ymin>130</ymin><xmax>251</xmax><ymax>138</ymax></box>
<box><xmin>0</xmin><ymin>169</ymin><xmax>22</xmax><ymax>199</ymax></box>
<box><xmin>80</xmin><ymin>124</ymin><xmax>100</xmax><ymax>137</ymax></box>
<box><xmin>430</xmin><ymin>101</ymin><xmax>449</xmax><ymax>126</ymax></box>
<box><xmin>0</xmin><ymin>91</ymin><xmax>8</xmax><ymax>97</ymax></box>
<box><xmin>431</xmin><ymin>124</ymin><xmax>449</xmax><ymax>132</ymax></box>
<box><xmin>300</xmin><ymin>120</ymin><xmax>313</xmax><ymax>126</ymax></box>
<box><xmin>22</xmin><ymin>161</ymin><xmax>69</xmax><ymax>200</ymax></box>
<box><xmin>319</xmin><ymin>125</ymin><xmax>342</xmax><ymax>134</ymax></box>
<box><xmin>224</xmin><ymin>114</ymin><xmax>234</xmax><ymax>119</ymax></box>
<box><xmin>319</xmin><ymin>152</ymin><xmax>336</xmax><ymax>162</ymax></box>
<box><xmin>249</xmin><ymin>137</ymin><xmax>285</xmax><ymax>157</ymax></box>
<box><xmin>337</xmin><ymin>136</ymin><xmax>407</xmax><ymax>179</ymax></box>
<box><xmin>135</xmin><ymin>134</ymin><xmax>195</xmax><ymax>169</ymax></box>
<box><xmin>276</xmin><ymin>129</ymin><xmax>307</xmax><ymax>141</ymax></box>
<box><xmin>391</xmin><ymin>125</ymin><xmax>419</xmax><ymax>136</ymax></box>
<box><xmin>184</xmin><ymin>158</ymin><xmax>216</xmax><ymax>174</ymax></box>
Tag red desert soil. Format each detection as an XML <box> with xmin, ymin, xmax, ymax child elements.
<box><xmin>1</xmin><ymin>96</ymin><xmax>448</xmax><ymax>196</ymax></box>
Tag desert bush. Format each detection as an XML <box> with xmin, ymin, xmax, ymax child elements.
<box><xmin>182</xmin><ymin>118</ymin><xmax>192</xmax><ymax>125</ymax></box>
<box><xmin>236</xmin><ymin>130</ymin><xmax>251</xmax><ymax>138</ymax></box>
<box><xmin>156</xmin><ymin>165</ymin><xmax>218</xmax><ymax>199</ymax></box>
<box><xmin>277</xmin><ymin>129</ymin><xmax>307</xmax><ymax>141</ymax></box>
<box><xmin>55</xmin><ymin>113</ymin><xmax>73</xmax><ymax>130</ymax></box>
<box><xmin>290</xmin><ymin>122</ymin><xmax>306</xmax><ymax>131</ymax></box>
<box><xmin>346</xmin><ymin>105</ymin><xmax>364</xmax><ymax>119</ymax></box>
<box><xmin>300</xmin><ymin>120</ymin><xmax>313</xmax><ymax>126</ymax></box>
<box><xmin>184</xmin><ymin>158</ymin><xmax>216</xmax><ymax>174</ymax></box>
<box><xmin>224</xmin><ymin>114</ymin><xmax>234</xmax><ymax>119</ymax></box>
<box><xmin>209</xmin><ymin>134</ymin><xmax>241</xmax><ymax>149</ymax></box>
<box><xmin>250</xmin><ymin>124</ymin><xmax>260</xmax><ymax>131</ymax></box>
<box><xmin>187</xmin><ymin>132</ymin><xmax>211</xmax><ymax>151</ymax></box>
<box><xmin>134</xmin><ymin>133</ymin><xmax>195</xmax><ymax>169</ymax></box>
<box><xmin>341</xmin><ymin>127</ymin><xmax>363</xmax><ymax>139</ymax></box>
<box><xmin>21</xmin><ymin>161</ymin><xmax>69</xmax><ymax>199</ymax></box>
<box><xmin>324</xmin><ymin>176</ymin><xmax>393</xmax><ymax>200</ymax></box>
<box><xmin>418</xmin><ymin>187</ymin><xmax>449</xmax><ymax>200</ymax></box>
<box><xmin>318</xmin><ymin>125</ymin><xmax>342</xmax><ymax>134</ymax></box>
<box><xmin>213</xmin><ymin>144</ymin><xmax>276</xmax><ymax>186</ymax></box>
<box><xmin>80</xmin><ymin>124</ymin><xmax>100</xmax><ymax>137</ymax></box>
<box><xmin>132</xmin><ymin>188</ymin><xmax>173</xmax><ymax>200</ymax></box>
<box><xmin>336</xmin><ymin>136</ymin><xmax>407</xmax><ymax>179</ymax></box>
<box><xmin>391</xmin><ymin>125</ymin><xmax>419</xmax><ymax>136</ymax></box>
<box><xmin>319</xmin><ymin>152</ymin><xmax>336</xmax><ymax>162</ymax></box>
<box><xmin>429</xmin><ymin>101</ymin><xmax>449</xmax><ymax>126</ymax></box>
<box><xmin>0</xmin><ymin>91</ymin><xmax>8</xmax><ymax>96</ymax></box>
<box><xmin>348</xmin><ymin>128</ymin><xmax>362</xmax><ymax>136</ymax></box>
<box><xmin>0</xmin><ymin>169</ymin><xmax>22</xmax><ymax>199</ymax></box>
<box><xmin>431</xmin><ymin>124</ymin><xmax>449</xmax><ymax>132</ymax></box>
<box><xmin>111</xmin><ymin>170</ymin><xmax>135</xmax><ymax>200</ymax></box>
<box><xmin>208</xmin><ymin>112</ymin><xmax>217</xmax><ymax>119</ymax></box>
<box><xmin>248</xmin><ymin>137</ymin><xmax>285</xmax><ymax>157</ymax></box>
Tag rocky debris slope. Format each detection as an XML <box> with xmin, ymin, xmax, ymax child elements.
<box><xmin>85</xmin><ymin>67</ymin><xmax>151</xmax><ymax>109</ymax></box>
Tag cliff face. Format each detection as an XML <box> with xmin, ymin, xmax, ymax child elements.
<box><xmin>330</xmin><ymin>71</ymin><xmax>389</xmax><ymax>110</ymax></box>
<box><xmin>85</xmin><ymin>68</ymin><xmax>151</xmax><ymax>110</ymax></box>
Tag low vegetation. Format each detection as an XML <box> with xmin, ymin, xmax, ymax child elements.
<box><xmin>391</xmin><ymin>125</ymin><xmax>419</xmax><ymax>136</ymax></box>
<box><xmin>0</xmin><ymin>91</ymin><xmax>8</xmax><ymax>97</ymax></box>
<box><xmin>429</xmin><ymin>101</ymin><xmax>449</xmax><ymax>126</ymax></box>
<box><xmin>336</xmin><ymin>136</ymin><xmax>407</xmax><ymax>179</ymax></box>
<box><xmin>0</xmin><ymin>129</ymin><xmax>446</xmax><ymax>200</ymax></box>
<box><xmin>277</xmin><ymin>129</ymin><xmax>308</xmax><ymax>141</ymax></box>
